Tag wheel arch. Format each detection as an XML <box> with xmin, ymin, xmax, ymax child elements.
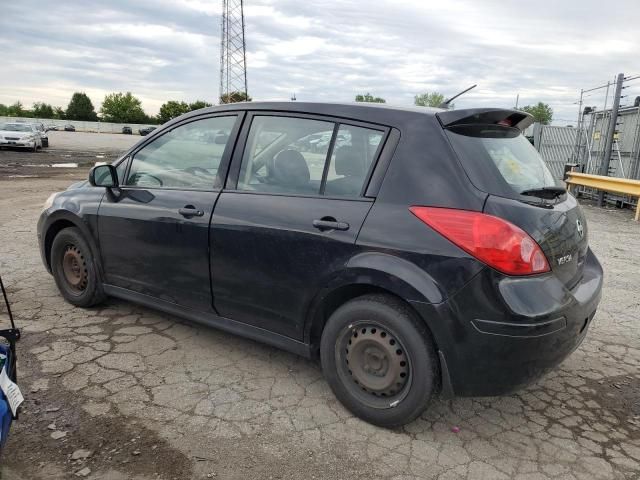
<box><xmin>43</xmin><ymin>211</ymin><xmax>102</xmax><ymax>278</ymax></box>
<box><xmin>304</xmin><ymin>254</ymin><xmax>446</xmax><ymax>357</ymax></box>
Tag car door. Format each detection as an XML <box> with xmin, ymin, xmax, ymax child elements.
<box><xmin>210</xmin><ymin>113</ymin><xmax>388</xmax><ymax>339</ymax></box>
<box><xmin>97</xmin><ymin>113</ymin><xmax>243</xmax><ymax>311</ymax></box>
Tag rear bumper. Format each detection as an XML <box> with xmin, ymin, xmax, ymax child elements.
<box><xmin>412</xmin><ymin>247</ymin><xmax>603</xmax><ymax>397</ymax></box>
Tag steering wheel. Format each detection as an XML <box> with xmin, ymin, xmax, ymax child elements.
<box><xmin>184</xmin><ymin>166</ymin><xmax>212</xmax><ymax>176</ymax></box>
<box><xmin>129</xmin><ymin>172</ymin><xmax>163</xmax><ymax>187</ymax></box>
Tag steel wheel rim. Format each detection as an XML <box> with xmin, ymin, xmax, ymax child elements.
<box><xmin>336</xmin><ymin>321</ymin><xmax>412</xmax><ymax>409</ymax></box>
<box><xmin>61</xmin><ymin>244</ymin><xmax>88</xmax><ymax>293</ymax></box>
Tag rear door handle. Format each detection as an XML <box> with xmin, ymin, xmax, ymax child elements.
<box><xmin>312</xmin><ymin>218</ymin><xmax>350</xmax><ymax>231</ymax></box>
<box><xmin>178</xmin><ymin>206</ymin><xmax>204</xmax><ymax>218</ymax></box>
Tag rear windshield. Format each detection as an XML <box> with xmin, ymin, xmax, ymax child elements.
<box><xmin>445</xmin><ymin>125</ymin><xmax>557</xmax><ymax>198</ymax></box>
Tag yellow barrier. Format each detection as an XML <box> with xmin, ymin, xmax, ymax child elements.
<box><xmin>566</xmin><ymin>172</ymin><xmax>640</xmax><ymax>221</ymax></box>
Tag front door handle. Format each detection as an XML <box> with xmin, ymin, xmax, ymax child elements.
<box><xmin>178</xmin><ymin>206</ymin><xmax>204</xmax><ymax>218</ymax></box>
<box><xmin>312</xmin><ymin>217</ymin><xmax>350</xmax><ymax>231</ymax></box>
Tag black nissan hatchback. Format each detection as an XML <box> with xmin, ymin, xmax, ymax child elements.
<box><xmin>37</xmin><ymin>102</ymin><xmax>603</xmax><ymax>427</ymax></box>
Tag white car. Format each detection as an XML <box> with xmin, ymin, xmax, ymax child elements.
<box><xmin>0</xmin><ymin>122</ymin><xmax>42</xmax><ymax>152</ymax></box>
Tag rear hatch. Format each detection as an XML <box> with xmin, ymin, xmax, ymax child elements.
<box><xmin>438</xmin><ymin>109</ymin><xmax>589</xmax><ymax>288</ymax></box>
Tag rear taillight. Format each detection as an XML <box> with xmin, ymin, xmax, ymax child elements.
<box><xmin>409</xmin><ymin>206</ymin><xmax>550</xmax><ymax>276</ymax></box>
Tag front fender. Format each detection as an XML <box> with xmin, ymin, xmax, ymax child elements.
<box><xmin>38</xmin><ymin>188</ymin><xmax>105</xmax><ymax>275</ymax></box>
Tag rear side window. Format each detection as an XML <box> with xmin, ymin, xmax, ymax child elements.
<box><xmin>237</xmin><ymin>115</ymin><xmax>384</xmax><ymax>197</ymax></box>
<box><xmin>445</xmin><ymin>125</ymin><xmax>557</xmax><ymax>198</ymax></box>
<box><xmin>238</xmin><ymin>116</ymin><xmax>333</xmax><ymax>195</ymax></box>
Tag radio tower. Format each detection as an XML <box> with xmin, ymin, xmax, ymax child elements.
<box><xmin>219</xmin><ymin>0</ymin><xmax>248</xmax><ymax>103</ymax></box>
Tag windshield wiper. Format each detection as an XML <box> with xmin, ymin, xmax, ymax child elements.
<box><xmin>520</xmin><ymin>186</ymin><xmax>566</xmax><ymax>199</ymax></box>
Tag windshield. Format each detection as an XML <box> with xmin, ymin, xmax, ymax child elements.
<box><xmin>445</xmin><ymin>125</ymin><xmax>557</xmax><ymax>198</ymax></box>
<box><xmin>1</xmin><ymin>123</ymin><xmax>32</xmax><ymax>132</ymax></box>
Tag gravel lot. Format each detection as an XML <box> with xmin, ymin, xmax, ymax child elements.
<box><xmin>0</xmin><ymin>131</ymin><xmax>139</xmax><ymax>179</ymax></box>
<box><xmin>42</xmin><ymin>131</ymin><xmax>142</xmax><ymax>152</ymax></box>
<box><xmin>0</xmin><ymin>144</ymin><xmax>639</xmax><ymax>479</ymax></box>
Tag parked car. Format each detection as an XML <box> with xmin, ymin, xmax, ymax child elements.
<box><xmin>0</xmin><ymin>122</ymin><xmax>42</xmax><ymax>151</ymax></box>
<box><xmin>37</xmin><ymin>102</ymin><xmax>603</xmax><ymax>427</ymax></box>
<box><xmin>32</xmin><ymin>122</ymin><xmax>49</xmax><ymax>147</ymax></box>
<box><xmin>122</xmin><ymin>126</ymin><xmax>132</xmax><ymax>135</ymax></box>
<box><xmin>47</xmin><ymin>125</ymin><xmax>59</xmax><ymax>132</ymax></box>
<box><xmin>64</xmin><ymin>124</ymin><xmax>75</xmax><ymax>132</ymax></box>
<box><xmin>139</xmin><ymin>126</ymin><xmax>157</xmax><ymax>136</ymax></box>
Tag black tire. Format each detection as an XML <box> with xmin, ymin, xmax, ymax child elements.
<box><xmin>43</xmin><ymin>139</ymin><xmax>49</xmax><ymax>148</ymax></box>
<box><xmin>320</xmin><ymin>294</ymin><xmax>438</xmax><ymax>428</ymax></box>
<box><xmin>50</xmin><ymin>227</ymin><xmax>106</xmax><ymax>307</ymax></box>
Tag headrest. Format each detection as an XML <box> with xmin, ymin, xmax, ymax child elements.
<box><xmin>269</xmin><ymin>149</ymin><xmax>310</xmax><ymax>187</ymax></box>
<box><xmin>334</xmin><ymin>146</ymin><xmax>365</xmax><ymax>176</ymax></box>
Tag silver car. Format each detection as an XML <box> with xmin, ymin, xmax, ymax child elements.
<box><xmin>0</xmin><ymin>122</ymin><xmax>43</xmax><ymax>151</ymax></box>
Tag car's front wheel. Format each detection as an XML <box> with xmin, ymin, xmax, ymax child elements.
<box><xmin>51</xmin><ymin>227</ymin><xmax>106</xmax><ymax>307</ymax></box>
<box><xmin>320</xmin><ymin>294</ymin><xmax>438</xmax><ymax>428</ymax></box>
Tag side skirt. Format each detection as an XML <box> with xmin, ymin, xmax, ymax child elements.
<box><xmin>103</xmin><ymin>285</ymin><xmax>312</xmax><ymax>358</ymax></box>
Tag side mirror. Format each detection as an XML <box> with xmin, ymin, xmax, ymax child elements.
<box><xmin>89</xmin><ymin>164</ymin><xmax>118</xmax><ymax>188</ymax></box>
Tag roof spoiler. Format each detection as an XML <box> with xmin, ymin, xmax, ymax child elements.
<box><xmin>436</xmin><ymin>108</ymin><xmax>535</xmax><ymax>132</ymax></box>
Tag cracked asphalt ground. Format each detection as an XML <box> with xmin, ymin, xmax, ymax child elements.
<box><xmin>1</xmin><ymin>171</ymin><xmax>639</xmax><ymax>479</ymax></box>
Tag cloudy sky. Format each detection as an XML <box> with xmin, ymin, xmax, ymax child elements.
<box><xmin>1</xmin><ymin>0</ymin><xmax>639</xmax><ymax>124</ymax></box>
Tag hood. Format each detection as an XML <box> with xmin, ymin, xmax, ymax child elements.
<box><xmin>67</xmin><ymin>180</ymin><xmax>89</xmax><ymax>190</ymax></box>
<box><xmin>0</xmin><ymin>129</ymin><xmax>35</xmax><ymax>136</ymax></box>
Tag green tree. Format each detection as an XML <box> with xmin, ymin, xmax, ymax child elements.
<box><xmin>157</xmin><ymin>101</ymin><xmax>190</xmax><ymax>124</ymax></box>
<box><xmin>0</xmin><ymin>104</ymin><xmax>7</xmax><ymax>116</ymax></box>
<box><xmin>520</xmin><ymin>102</ymin><xmax>553</xmax><ymax>125</ymax></box>
<box><xmin>5</xmin><ymin>101</ymin><xmax>25</xmax><ymax>117</ymax></box>
<box><xmin>53</xmin><ymin>106</ymin><xmax>66</xmax><ymax>119</ymax></box>
<box><xmin>100</xmin><ymin>92</ymin><xmax>147</xmax><ymax>123</ymax></box>
<box><xmin>220</xmin><ymin>91</ymin><xmax>252</xmax><ymax>104</ymax></box>
<box><xmin>32</xmin><ymin>102</ymin><xmax>55</xmax><ymax>118</ymax></box>
<box><xmin>414</xmin><ymin>92</ymin><xmax>445</xmax><ymax>108</ymax></box>
<box><xmin>355</xmin><ymin>93</ymin><xmax>386</xmax><ymax>103</ymax></box>
<box><xmin>66</xmin><ymin>92</ymin><xmax>98</xmax><ymax>121</ymax></box>
<box><xmin>188</xmin><ymin>100</ymin><xmax>213</xmax><ymax>111</ymax></box>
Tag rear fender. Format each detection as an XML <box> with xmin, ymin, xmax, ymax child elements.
<box><xmin>303</xmin><ymin>252</ymin><xmax>445</xmax><ymax>345</ymax></box>
<box><xmin>346</xmin><ymin>252</ymin><xmax>444</xmax><ymax>303</ymax></box>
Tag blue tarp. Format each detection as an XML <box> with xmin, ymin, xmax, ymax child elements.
<box><xmin>0</xmin><ymin>344</ymin><xmax>13</xmax><ymax>451</ymax></box>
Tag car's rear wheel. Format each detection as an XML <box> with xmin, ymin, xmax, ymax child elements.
<box><xmin>320</xmin><ymin>294</ymin><xmax>437</xmax><ymax>428</ymax></box>
<box><xmin>51</xmin><ymin>227</ymin><xmax>106</xmax><ymax>307</ymax></box>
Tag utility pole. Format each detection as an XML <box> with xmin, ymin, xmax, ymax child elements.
<box><xmin>598</xmin><ymin>73</ymin><xmax>624</xmax><ymax>206</ymax></box>
<box><xmin>219</xmin><ymin>0</ymin><xmax>248</xmax><ymax>104</ymax></box>
<box><xmin>572</xmin><ymin>89</ymin><xmax>584</xmax><ymax>163</ymax></box>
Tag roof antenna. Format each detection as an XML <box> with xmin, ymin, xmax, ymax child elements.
<box><xmin>439</xmin><ymin>84</ymin><xmax>477</xmax><ymax>109</ymax></box>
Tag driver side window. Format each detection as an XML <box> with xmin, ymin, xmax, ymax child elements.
<box><xmin>126</xmin><ymin>115</ymin><xmax>237</xmax><ymax>190</ymax></box>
